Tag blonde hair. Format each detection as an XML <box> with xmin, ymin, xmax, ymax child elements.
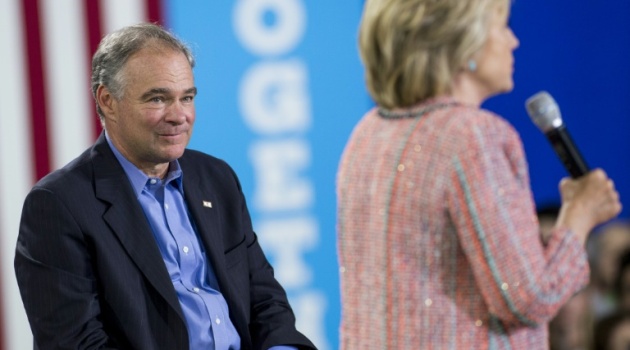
<box><xmin>359</xmin><ymin>0</ymin><xmax>509</xmax><ymax>109</ymax></box>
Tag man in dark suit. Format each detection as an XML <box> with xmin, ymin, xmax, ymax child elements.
<box><xmin>14</xmin><ymin>23</ymin><xmax>316</xmax><ymax>350</ymax></box>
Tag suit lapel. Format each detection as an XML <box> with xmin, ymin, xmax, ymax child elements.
<box><xmin>180</xmin><ymin>161</ymin><xmax>230</xmax><ymax>293</ymax></box>
<box><xmin>91</xmin><ymin>135</ymin><xmax>184</xmax><ymax>321</ymax></box>
<box><xmin>179</xmin><ymin>154</ymin><xmax>249</xmax><ymax>320</ymax></box>
<box><xmin>179</xmin><ymin>154</ymin><xmax>253</xmax><ymax>340</ymax></box>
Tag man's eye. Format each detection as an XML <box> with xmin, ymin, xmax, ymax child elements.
<box><xmin>149</xmin><ymin>97</ymin><xmax>164</xmax><ymax>103</ymax></box>
<box><xmin>183</xmin><ymin>96</ymin><xmax>194</xmax><ymax>103</ymax></box>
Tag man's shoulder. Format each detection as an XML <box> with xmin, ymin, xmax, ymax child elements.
<box><xmin>181</xmin><ymin>149</ymin><xmax>233</xmax><ymax>172</ymax></box>
<box><xmin>179</xmin><ymin>149</ymin><xmax>243</xmax><ymax>192</ymax></box>
<box><xmin>35</xmin><ymin>148</ymin><xmax>94</xmax><ymax>191</ymax></box>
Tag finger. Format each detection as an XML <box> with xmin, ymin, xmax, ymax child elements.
<box><xmin>590</xmin><ymin>168</ymin><xmax>608</xmax><ymax>181</ymax></box>
<box><xmin>559</xmin><ymin>177</ymin><xmax>573</xmax><ymax>191</ymax></box>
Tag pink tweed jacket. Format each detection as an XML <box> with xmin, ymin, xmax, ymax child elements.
<box><xmin>336</xmin><ymin>97</ymin><xmax>589</xmax><ymax>349</ymax></box>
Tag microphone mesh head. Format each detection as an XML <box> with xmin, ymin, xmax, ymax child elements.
<box><xmin>525</xmin><ymin>91</ymin><xmax>563</xmax><ymax>133</ymax></box>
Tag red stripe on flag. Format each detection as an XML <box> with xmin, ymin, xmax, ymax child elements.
<box><xmin>146</xmin><ymin>0</ymin><xmax>164</xmax><ymax>25</ymax></box>
<box><xmin>84</xmin><ymin>0</ymin><xmax>104</xmax><ymax>141</ymax></box>
<box><xmin>22</xmin><ymin>0</ymin><xmax>51</xmax><ymax>182</ymax></box>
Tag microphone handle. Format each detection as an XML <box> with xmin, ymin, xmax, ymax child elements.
<box><xmin>546</xmin><ymin>125</ymin><xmax>590</xmax><ymax>178</ymax></box>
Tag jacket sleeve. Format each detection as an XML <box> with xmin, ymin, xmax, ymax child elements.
<box><xmin>15</xmin><ymin>187</ymin><xmax>117</xmax><ymax>350</ymax></box>
<box><xmin>445</xmin><ymin>111</ymin><xmax>589</xmax><ymax>327</ymax></box>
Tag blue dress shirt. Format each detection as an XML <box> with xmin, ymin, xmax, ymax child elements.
<box><xmin>106</xmin><ymin>134</ymin><xmax>297</xmax><ymax>350</ymax></box>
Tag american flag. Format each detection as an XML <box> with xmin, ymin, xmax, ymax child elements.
<box><xmin>0</xmin><ymin>1</ymin><xmax>164</xmax><ymax>348</ymax></box>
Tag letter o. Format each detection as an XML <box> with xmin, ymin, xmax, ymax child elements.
<box><xmin>233</xmin><ymin>0</ymin><xmax>306</xmax><ymax>56</ymax></box>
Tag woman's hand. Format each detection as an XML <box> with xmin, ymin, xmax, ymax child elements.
<box><xmin>555</xmin><ymin>169</ymin><xmax>622</xmax><ymax>244</ymax></box>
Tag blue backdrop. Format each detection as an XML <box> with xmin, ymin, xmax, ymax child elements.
<box><xmin>485</xmin><ymin>1</ymin><xmax>630</xmax><ymax>210</ymax></box>
<box><xmin>163</xmin><ymin>1</ymin><xmax>629</xmax><ymax>348</ymax></box>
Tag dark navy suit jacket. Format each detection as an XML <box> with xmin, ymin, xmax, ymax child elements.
<box><xmin>15</xmin><ymin>133</ymin><xmax>315</xmax><ymax>350</ymax></box>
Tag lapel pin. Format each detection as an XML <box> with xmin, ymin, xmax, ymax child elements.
<box><xmin>202</xmin><ymin>201</ymin><xmax>213</xmax><ymax>208</ymax></box>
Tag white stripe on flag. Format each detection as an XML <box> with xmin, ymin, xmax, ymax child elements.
<box><xmin>0</xmin><ymin>0</ymin><xmax>35</xmax><ymax>348</ymax></box>
<box><xmin>41</xmin><ymin>0</ymin><xmax>94</xmax><ymax>170</ymax></box>
<box><xmin>101</xmin><ymin>0</ymin><xmax>147</xmax><ymax>34</ymax></box>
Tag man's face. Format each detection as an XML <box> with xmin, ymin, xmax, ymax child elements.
<box><xmin>103</xmin><ymin>45</ymin><xmax>196</xmax><ymax>177</ymax></box>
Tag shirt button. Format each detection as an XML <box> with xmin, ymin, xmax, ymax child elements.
<box><xmin>165</xmin><ymin>204</ymin><xmax>169</xmax><ymax>210</ymax></box>
<box><xmin>215</xmin><ymin>317</ymin><xmax>221</xmax><ymax>325</ymax></box>
<box><xmin>183</xmin><ymin>246</ymin><xmax>189</xmax><ymax>254</ymax></box>
<box><xmin>150</xmin><ymin>179</ymin><xmax>157</xmax><ymax>185</ymax></box>
<box><xmin>193</xmin><ymin>287</ymin><xmax>199</xmax><ymax>293</ymax></box>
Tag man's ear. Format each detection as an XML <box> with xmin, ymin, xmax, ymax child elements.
<box><xmin>96</xmin><ymin>85</ymin><xmax>117</xmax><ymax>119</ymax></box>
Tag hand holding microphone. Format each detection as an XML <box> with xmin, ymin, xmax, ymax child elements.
<box><xmin>525</xmin><ymin>91</ymin><xmax>622</xmax><ymax>243</ymax></box>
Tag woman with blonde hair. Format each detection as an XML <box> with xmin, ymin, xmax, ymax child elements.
<box><xmin>337</xmin><ymin>0</ymin><xmax>622</xmax><ymax>348</ymax></box>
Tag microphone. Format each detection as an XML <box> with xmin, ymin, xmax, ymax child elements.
<box><xmin>525</xmin><ymin>91</ymin><xmax>589</xmax><ymax>178</ymax></box>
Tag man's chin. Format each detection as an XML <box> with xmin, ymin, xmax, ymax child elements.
<box><xmin>159</xmin><ymin>146</ymin><xmax>187</xmax><ymax>162</ymax></box>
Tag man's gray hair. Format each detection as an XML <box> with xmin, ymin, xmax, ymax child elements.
<box><xmin>91</xmin><ymin>23</ymin><xmax>195</xmax><ymax>120</ymax></box>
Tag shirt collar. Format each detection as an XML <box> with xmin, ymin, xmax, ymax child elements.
<box><xmin>105</xmin><ymin>131</ymin><xmax>184</xmax><ymax>198</ymax></box>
